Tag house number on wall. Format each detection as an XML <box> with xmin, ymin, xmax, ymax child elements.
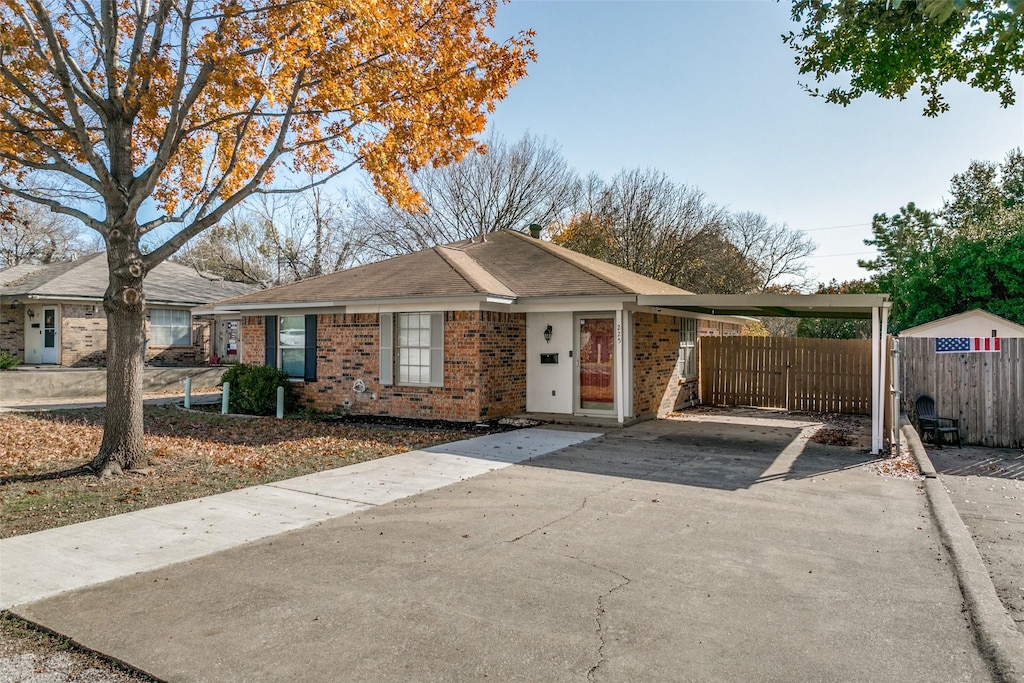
<box><xmin>616</xmin><ymin>324</ymin><xmax>622</xmax><ymax>344</ymax></box>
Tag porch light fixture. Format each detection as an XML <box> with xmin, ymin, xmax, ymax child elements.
<box><xmin>26</xmin><ymin>309</ymin><xmax>35</xmax><ymax>319</ymax></box>
<box><xmin>543</xmin><ymin>325</ymin><xmax>553</xmax><ymax>343</ymax></box>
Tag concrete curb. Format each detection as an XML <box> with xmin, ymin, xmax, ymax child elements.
<box><xmin>903</xmin><ymin>419</ymin><xmax>1024</xmax><ymax>683</ymax></box>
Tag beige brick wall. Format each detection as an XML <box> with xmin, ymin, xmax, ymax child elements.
<box><xmin>0</xmin><ymin>304</ymin><xmax>25</xmax><ymax>361</ymax></box>
<box><xmin>61</xmin><ymin>303</ymin><xmax>107</xmax><ymax>366</ymax></box>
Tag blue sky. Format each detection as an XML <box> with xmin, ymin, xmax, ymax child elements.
<box><xmin>478</xmin><ymin>0</ymin><xmax>1024</xmax><ymax>285</ymax></box>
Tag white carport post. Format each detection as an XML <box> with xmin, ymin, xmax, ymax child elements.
<box><xmin>871</xmin><ymin>306</ymin><xmax>880</xmax><ymax>454</ymax></box>
<box><xmin>870</xmin><ymin>304</ymin><xmax>890</xmax><ymax>455</ymax></box>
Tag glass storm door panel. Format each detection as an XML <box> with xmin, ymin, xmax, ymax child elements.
<box><xmin>41</xmin><ymin>307</ymin><xmax>58</xmax><ymax>363</ymax></box>
<box><xmin>578</xmin><ymin>317</ymin><xmax>615</xmax><ymax>412</ymax></box>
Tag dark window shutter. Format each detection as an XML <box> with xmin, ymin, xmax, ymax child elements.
<box><xmin>265</xmin><ymin>316</ymin><xmax>277</xmax><ymax>368</ymax></box>
<box><xmin>304</xmin><ymin>314</ymin><xmax>317</xmax><ymax>382</ymax></box>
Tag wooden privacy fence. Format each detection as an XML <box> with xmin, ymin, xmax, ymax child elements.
<box><xmin>900</xmin><ymin>337</ymin><xmax>1024</xmax><ymax>448</ymax></box>
<box><xmin>700</xmin><ymin>336</ymin><xmax>873</xmax><ymax>415</ymax></box>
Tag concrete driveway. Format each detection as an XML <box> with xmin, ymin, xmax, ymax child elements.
<box><xmin>11</xmin><ymin>412</ymin><xmax>991</xmax><ymax>682</ymax></box>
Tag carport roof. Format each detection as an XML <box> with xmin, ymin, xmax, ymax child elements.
<box><xmin>637</xmin><ymin>293</ymin><xmax>891</xmax><ymax>319</ymax></box>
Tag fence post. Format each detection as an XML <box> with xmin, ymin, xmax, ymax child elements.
<box><xmin>276</xmin><ymin>385</ymin><xmax>284</xmax><ymax>419</ymax></box>
<box><xmin>184</xmin><ymin>377</ymin><xmax>192</xmax><ymax>409</ymax></box>
<box><xmin>222</xmin><ymin>381</ymin><xmax>230</xmax><ymax>415</ymax></box>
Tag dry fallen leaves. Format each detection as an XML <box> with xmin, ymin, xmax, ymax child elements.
<box><xmin>0</xmin><ymin>406</ymin><xmax>466</xmax><ymax>537</ymax></box>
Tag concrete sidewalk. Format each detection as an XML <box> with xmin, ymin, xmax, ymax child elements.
<box><xmin>0</xmin><ymin>427</ymin><xmax>602</xmax><ymax>609</ymax></box>
<box><xmin>4</xmin><ymin>413</ymin><xmax>995</xmax><ymax>682</ymax></box>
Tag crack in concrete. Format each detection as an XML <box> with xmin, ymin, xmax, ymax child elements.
<box><xmin>505</xmin><ymin>478</ymin><xmax>630</xmax><ymax>545</ymax></box>
<box><xmin>580</xmin><ymin>559</ymin><xmax>631</xmax><ymax>683</ymax></box>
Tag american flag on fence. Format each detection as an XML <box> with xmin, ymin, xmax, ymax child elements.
<box><xmin>935</xmin><ymin>337</ymin><xmax>1002</xmax><ymax>353</ymax></box>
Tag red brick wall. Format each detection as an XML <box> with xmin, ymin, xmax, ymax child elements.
<box><xmin>632</xmin><ymin>312</ymin><xmax>685</xmax><ymax>418</ymax></box>
<box><xmin>243</xmin><ymin>311</ymin><xmax>527</xmax><ymax>422</ymax></box>
<box><xmin>478</xmin><ymin>311</ymin><xmax>527</xmax><ymax>419</ymax></box>
<box><xmin>0</xmin><ymin>304</ymin><xmax>25</xmax><ymax>361</ymax></box>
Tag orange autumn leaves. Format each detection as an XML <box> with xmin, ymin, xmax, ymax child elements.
<box><xmin>0</xmin><ymin>0</ymin><xmax>535</xmax><ymax>215</ymax></box>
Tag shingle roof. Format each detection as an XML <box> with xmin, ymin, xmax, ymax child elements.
<box><xmin>0</xmin><ymin>253</ymin><xmax>257</xmax><ymax>305</ymax></box>
<box><xmin>219</xmin><ymin>230</ymin><xmax>691</xmax><ymax>307</ymax></box>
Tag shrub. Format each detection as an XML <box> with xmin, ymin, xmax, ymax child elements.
<box><xmin>219</xmin><ymin>364</ymin><xmax>296</xmax><ymax>415</ymax></box>
<box><xmin>0</xmin><ymin>351</ymin><xmax>19</xmax><ymax>370</ymax></box>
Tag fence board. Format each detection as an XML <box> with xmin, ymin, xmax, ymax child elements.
<box><xmin>699</xmin><ymin>337</ymin><xmax>872</xmax><ymax>415</ymax></box>
<box><xmin>901</xmin><ymin>337</ymin><xmax>1024</xmax><ymax>448</ymax></box>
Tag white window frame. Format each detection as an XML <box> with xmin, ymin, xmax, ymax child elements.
<box><xmin>380</xmin><ymin>312</ymin><xmax>444</xmax><ymax>387</ymax></box>
<box><xmin>278</xmin><ymin>315</ymin><xmax>306</xmax><ymax>379</ymax></box>
<box><xmin>150</xmin><ymin>308</ymin><xmax>191</xmax><ymax>347</ymax></box>
<box><xmin>679</xmin><ymin>317</ymin><xmax>697</xmax><ymax>378</ymax></box>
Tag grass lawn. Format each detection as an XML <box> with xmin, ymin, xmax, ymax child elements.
<box><xmin>0</xmin><ymin>406</ymin><xmax>467</xmax><ymax>538</ymax></box>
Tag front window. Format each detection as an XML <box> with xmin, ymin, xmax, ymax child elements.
<box><xmin>279</xmin><ymin>315</ymin><xmax>305</xmax><ymax>378</ymax></box>
<box><xmin>150</xmin><ymin>309</ymin><xmax>191</xmax><ymax>346</ymax></box>
<box><xmin>397</xmin><ymin>312</ymin><xmax>432</xmax><ymax>384</ymax></box>
<box><xmin>679</xmin><ymin>317</ymin><xmax>697</xmax><ymax>378</ymax></box>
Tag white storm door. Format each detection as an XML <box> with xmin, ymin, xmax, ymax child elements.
<box><xmin>41</xmin><ymin>307</ymin><xmax>59</xmax><ymax>364</ymax></box>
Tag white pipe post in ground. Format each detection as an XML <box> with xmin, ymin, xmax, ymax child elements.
<box><xmin>184</xmin><ymin>377</ymin><xmax>192</xmax><ymax>409</ymax></box>
<box><xmin>277</xmin><ymin>386</ymin><xmax>284</xmax><ymax>419</ymax></box>
<box><xmin>871</xmin><ymin>306</ymin><xmax>881</xmax><ymax>454</ymax></box>
<box><xmin>222</xmin><ymin>382</ymin><xmax>230</xmax><ymax>415</ymax></box>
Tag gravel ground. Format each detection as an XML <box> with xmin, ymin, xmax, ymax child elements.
<box><xmin>927</xmin><ymin>443</ymin><xmax>1024</xmax><ymax>632</ymax></box>
<box><xmin>0</xmin><ymin>617</ymin><xmax>154</xmax><ymax>682</ymax></box>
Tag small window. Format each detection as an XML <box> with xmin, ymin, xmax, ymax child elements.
<box><xmin>279</xmin><ymin>315</ymin><xmax>305</xmax><ymax>378</ymax></box>
<box><xmin>150</xmin><ymin>309</ymin><xmax>191</xmax><ymax>346</ymax></box>
<box><xmin>679</xmin><ymin>317</ymin><xmax>697</xmax><ymax>378</ymax></box>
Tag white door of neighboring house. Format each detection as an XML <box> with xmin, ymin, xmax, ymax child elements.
<box><xmin>41</xmin><ymin>306</ymin><xmax>59</xmax><ymax>364</ymax></box>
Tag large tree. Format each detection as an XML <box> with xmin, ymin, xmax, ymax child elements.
<box><xmin>350</xmin><ymin>132</ymin><xmax>579</xmax><ymax>259</ymax></box>
<box><xmin>784</xmin><ymin>1</ymin><xmax>1024</xmax><ymax>116</ymax></box>
<box><xmin>551</xmin><ymin>170</ymin><xmax>814</xmax><ymax>295</ymax></box>
<box><xmin>0</xmin><ymin>0</ymin><xmax>533</xmax><ymax>475</ymax></box>
<box><xmin>860</xmin><ymin>150</ymin><xmax>1024</xmax><ymax>329</ymax></box>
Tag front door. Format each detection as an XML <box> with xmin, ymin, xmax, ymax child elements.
<box><xmin>576</xmin><ymin>315</ymin><xmax>615</xmax><ymax>414</ymax></box>
<box><xmin>41</xmin><ymin>306</ymin><xmax>59</xmax><ymax>364</ymax></box>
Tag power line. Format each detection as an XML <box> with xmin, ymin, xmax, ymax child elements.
<box><xmin>798</xmin><ymin>222</ymin><xmax>872</xmax><ymax>233</ymax></box>
<box><xmin>807</xmin><ymin>250</ymin><xmax>876</xmax><ymax>259</ymax></box>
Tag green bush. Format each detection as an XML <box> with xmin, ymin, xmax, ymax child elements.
<box><xmin>219</xmin><ymin>364</ymin><xmax>295</xmax><ymax>415</ymax></box>
<box><xmin>0</xmin><ymin>351</ymin><xmax>20</xmax><ymax>370</ymax></box>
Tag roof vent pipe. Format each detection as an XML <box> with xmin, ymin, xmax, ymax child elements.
<box><xmin>528</xmin><ymin>223</ymin><xmax>542</xmax><ymax>239</ymax></box>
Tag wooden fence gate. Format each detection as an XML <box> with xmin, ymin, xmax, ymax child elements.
<box><xmin>900</xmin><ymin>337</ymin><xmax>1024</xmax><ymax>448</ymax></box>
<box><xmin>699</xmin><ymin>336</ymin><xmax>873</xmax><ymax>415</ymax></box>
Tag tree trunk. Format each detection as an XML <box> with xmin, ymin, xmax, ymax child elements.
<box><xmin>91</xmin><ymin>240</ymin><xmax>147</xmax><ymax>477</ymax></box>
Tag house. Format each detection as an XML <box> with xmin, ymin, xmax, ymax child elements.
<box><xmin>0</xmin><ymin>254</ymin><xmax>256</xmax><ymax>367</ymax></box>
<box><xmin>899</xmin><ymin>309</ymin><xmax>1024</xmax><ymax>339</ymax></box>
<box><xmin>215</xmin><ymin>230</ymin><xmax>749</xmax><ymax>424</ymax></box>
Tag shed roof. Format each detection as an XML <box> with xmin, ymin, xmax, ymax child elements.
<box><xmin>899</xmin><ymin>309</ymin><xmax>1024</xmax><ymax>337</ymax></box>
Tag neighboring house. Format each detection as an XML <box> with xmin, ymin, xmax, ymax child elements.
<box><xmin>0</xmin><ymin>254</ymin><xmax>256</xmax><ymax>367</ymax></box>
<box><xmin>899</xmin><ymin>309</ymin><xmax>1024</xmax><ymax>339</ymax></box>
<box><xmin>215</xmin><ymin>230</ymin><xmax>748</xmax><ymax>423</ymax></box>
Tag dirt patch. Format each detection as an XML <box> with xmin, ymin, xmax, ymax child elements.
<box><xmin>0</xmin><ymin>406</ymin><xmax>467</xmax><ymax>538</ymax></box>
<box><xmin>0</xmin><ymin>614</ymin><xmax>154</xmax><ymax>682</ymax></box>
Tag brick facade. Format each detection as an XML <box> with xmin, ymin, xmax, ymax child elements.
<box><xmin>0</xmin><ymin>304</ymin><xmax>24</xmax><ymax>361</ymax></box>
<box><xmin>0</xmin><ymin>302</ymin><xmax>212</xmax><ymax>367</ymax></box>
<box><xmin>243</xmin><ymin>311</ymin><xmax>528</xmax><ymax>422</ymax></box>
<box><xmin>632</xmin><ymin>312</ymin><xmax>687</xmax><ymax>419</ymax></box>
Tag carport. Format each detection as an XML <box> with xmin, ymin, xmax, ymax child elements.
<box><xmin>636</xmin><ymin>293</ymin><xmax>892</xmax><ymax>454</ymax></box>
